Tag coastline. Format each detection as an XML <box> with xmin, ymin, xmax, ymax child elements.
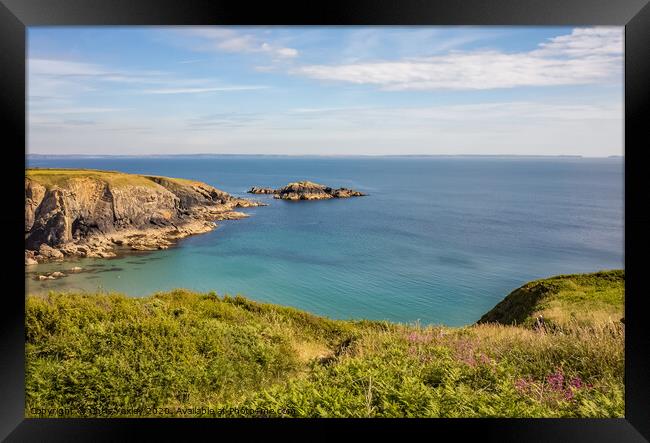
<box><xmin>25</xmin><ymin>168</ymin><xmax>264</xmax><ymax>265</ymax></box>
<box><xmin>23</xmin><ymin>159</ymin><xmax>624</xmax><ymax>327</ymax></box>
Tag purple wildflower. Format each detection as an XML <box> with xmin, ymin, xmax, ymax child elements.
<box><xmin>546</xmin><ymin>369</ymin><xmax>565</xmax><ymax>392</ymax></box>
<box><xmin>569</xmin><ymin>377</ymin><xmax>583</xmax><ymax>389</ymax></box>
<box><xmin>564</xmin><ymin>389</ymin><xmax>575</xmax><ymax>401</ymax></box>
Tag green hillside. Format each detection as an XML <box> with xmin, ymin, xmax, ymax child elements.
<box><xmin>478</xmin><ymin>270</ymin><xmax>624</xmax><ymax>328</ymax></box>
<box><xmin>25</xmin><ymin>270</ymin><xmax>624</xmax><ymax>418</ymax></box>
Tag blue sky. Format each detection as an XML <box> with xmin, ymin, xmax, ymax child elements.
<box><xmin>27</xmin><ymin>26</ymin><xmax>623</xmax><ymax>156</ymax></box>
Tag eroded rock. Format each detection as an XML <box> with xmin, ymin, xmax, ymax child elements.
<box><xmin>249</xmin><ymin>181</ymin><xmax>366</xmax><ymax>201</ymax></box>
<box><xmin>39</xmin><ymin>244</ymin><xmax>64</xmax><ymax>260</ymax></box>
<box><xmin>25</xmin><ymin>170</ymin><xmax>263</xmax><ymax>263</ymax></box>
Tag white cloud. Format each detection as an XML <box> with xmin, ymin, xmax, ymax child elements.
<box><xmin>28</xmin><ymin>58</ymin><xmax>167</xmax><ymax>83</ymax></box>
<box><xmin>31</xmin><ymin>107</ymin><xmax>125</xmax><ymax>114</ymax></box>
<box><xmin>288</xmin><ymin>102</ymin><xmax>621</xmax><ymax>122</ymax></box>
<box><xmin>275</xmin><ymin>47</ymin><xmax>299</xmax><ymax>58</ymax></box>
<box><xmin>534</xmin><ymin>27</ymin><xmax>623</xmax><ymax>57</ymax></box>
<box><xmin>141</xmin><ymin>85</ymin><xmax>267</xmax><ymax>94</ymax></box>
<box><xmin>292</xmin><ymin>27</ymin><xmax>623</xmax><ymax>91</ymax></box>
<box><xmin>28</xmin><ymin>57</ymin><xmax>267</xmax><ymax>103</ymax></box>
<box><xmin>180</xmin><ymin>27</ymin><xmax>299</xmax><ymax>59</ymax></box>
<box><xmin>29</xmin><ymin>58</ymin><xmax>108</xmax><ymax>77</ymax></box>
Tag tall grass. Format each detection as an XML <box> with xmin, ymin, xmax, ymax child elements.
<box><xmin>26</xmin><ymin>272</ymin><xmax>624</xmax><ymax>418</ymax></box>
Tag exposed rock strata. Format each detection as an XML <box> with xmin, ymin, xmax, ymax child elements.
<box><xmin>248</xmin><ymin>181</ymin><xmax>366</xmax><ymax>201</ymax></box>
<box><xmin>25</xmin><ymin>169</ymin><xmax>263</xmax><ymax>264</ymax></box>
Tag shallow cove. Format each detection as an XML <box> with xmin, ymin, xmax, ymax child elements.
<box><xmin>25</xmin><ymin>156</ymin><xmax>624</xmax><ymax>326</ymax></box>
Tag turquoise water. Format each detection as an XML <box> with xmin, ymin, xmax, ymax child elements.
<box><xmin>25</xmin><ymin>156</ymin><xmax>624</xmax><ymax>326</ymax></box>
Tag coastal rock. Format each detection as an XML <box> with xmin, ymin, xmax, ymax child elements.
<box><xmin>36</xmin><ymin>271</ymin><xmax>66</xmax><ymax>281</ymax></box>
<box><xmin>248</xmin><ymin>181</ymin><xmax>366</xmax><ymax>201</ymax></box>
<box><xmin>25</xmin><ymin>250</ymin><xmax>38</xmax><ymax>265</ymax></box>
<box><xmin>25</xmin><ymin>179</ymin><xmax>46</xmax><ymax>232</ymax></box>
<box><xmin>329</xmin><ymin>188</ymin><xmax>366</xmax><ymax>198</ymax></box>
<box><xmin>248</xmin><ymin>187</ymin><xmax>276</xmax><ymax>194</ymax></box>
<box><xmin>38</xmin><ymin>244</ymin><xmax>64</xmax><ymax>260</ymax></box>
<box><xmin>25</xmin><ymin>169</ymin><xmax>262</xmax><ymax>263</ymax></box>
<box><xmin>59</xmin><ymin>243</ymin><xmax>81</xmax><ymax>256</ymax></box>
<box><xmin>215</xmin><ymin>211</ymin><xmax>249</xmax><ymax>220</ymax></box>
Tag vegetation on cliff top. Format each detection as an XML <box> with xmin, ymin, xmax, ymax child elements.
<box><xmin>26</xmin><ymin>168</ymin><xmax>205</xmax><ymax>190</ymax></box>
<box><xmin>478</xmin><ymin>270</ymin><xmax>624</xmax><ymax>328</ymax></box>
<box><xmin>25</xmin><ymin>270</ymin><xmax>624</xmax><ymax>418</ymax></box>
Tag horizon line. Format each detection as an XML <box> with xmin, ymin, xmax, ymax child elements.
<box><xmin>26</xmin><ymin>153</ymin><xmax>624</xmax><ymax>159</ymax></box>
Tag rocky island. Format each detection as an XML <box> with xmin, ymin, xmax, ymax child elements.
<box><xmin>25</xmin><ymin>169</ymin><xmax>262</xmax><ymax>264</ymax></box>
<box><xmin>248</xmin><ymin>180</ymin><xmax>366</xmax><ymax>200</ymax></box>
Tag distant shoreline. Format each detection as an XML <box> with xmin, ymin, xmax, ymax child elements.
<box><xmin>27</xmin><ymin>153</ymin><xmax>623</xmax><ymax>159</ymax></box>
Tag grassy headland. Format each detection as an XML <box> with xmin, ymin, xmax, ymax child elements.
<box><xmin>25</xmin><ymin>270</ymin><xmax>624</xmax><ymax>418</ymax></box>
<box><xmin>26</xmin><ymin>168</ymin><xmax>205</xmax><ymax>190</ymax></box>
<box><xmin>26</xmin><ymin>168</ymin><xmax>161</xmax><ymax>189</ymax></box>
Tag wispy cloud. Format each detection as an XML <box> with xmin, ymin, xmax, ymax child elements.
<box><xmin>292</xmin><ymin>28</ymin><xmax>622</xmax><ymax>91</ymax></box>
<box><xmin>186</xmin><ymin>112</ymin><xmax>266</xmax><ymax>129</ymax></box>
<box><xmin>30</xmin><ymin>106</ymin><xmax>125</xmax><ymax>114</ymax></box>
<box><xmin>533</xmin><ymin>27</ymin><xmax>623</xmax><ymax>57</ymax></box>
<box><xmin>29</xmin><ymin>58</ymin><xmax>167</xmax><ymax>84</ymax></box>
<box><xmin>289</xmin><ymin>102</ymin><xmax>622</xmax><ymax>121</ymax></box>
<box><xmin>178</xmin><ymin>27</ymin><xmax>299</xmax><ymax>59</ymax></box>
<box><xmin>142</xmin><ymin>85</ymin><xmax>268</xmax><ymax>94</ymax></box>
<box><xmin>28</xmin><ymin>57</ymin><xmax>266</xmax><ymax>104</ymax></box>
<box><xmin>181</xmin><ymin>101</ymin><xmax>621</xmax><ymax>133</ymax></box>
<box><xmin>338</xmin><ymin>28</ymin><xmax>506</xmax><ymax>62</ymax></box>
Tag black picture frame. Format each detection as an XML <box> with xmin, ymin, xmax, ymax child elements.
<box><xmin>2</xmin><ymin>0</ymin><xmax>648</xmax><ymax>440</ymax></box>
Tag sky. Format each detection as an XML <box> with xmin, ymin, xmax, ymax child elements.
<box><xmin>27</xmin><ymin>26</ymin><xmax>624</xmax><ymax>156</ymax></box>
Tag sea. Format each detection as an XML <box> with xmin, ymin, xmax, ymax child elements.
<box><xmin>25</xmin><ymin>156</ymin><xmax>624</xmax><ymax>326</ymax></box>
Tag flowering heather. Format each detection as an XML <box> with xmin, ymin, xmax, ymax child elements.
<box><xmin>405</xmin><ymin>331</ymin><xmax>435</xmax><ymax>344</ymax></box>
<box><xmin>547</xmin><ymin>369</ymin><xmax>565</xmax><ymax>391</ymax></box>
<box><xmin>515</xmin><ymin>369</ymin><xmax>592</xmax><ymax>404</ymax></box>
<box><xmin>570</xmin><ymin>377</ymin><xmax>583</xmax><ymax>389</ymax></box>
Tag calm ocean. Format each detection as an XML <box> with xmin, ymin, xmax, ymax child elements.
<box><xmin>25</xmin><ymin>156</ymin><xmax>624</xmax><ymax>326</ymax></box>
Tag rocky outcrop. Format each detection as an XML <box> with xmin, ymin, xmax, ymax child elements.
<box><xmin>25</xmin><ymin>169</ymin><xmax>263</xmax><ymax>264</ymax></box>
<box><xmin>247</xmin><ymin>186</ymin><xmax>276</xmax><ymax>195</ymax></box>
<box><xmin>248</xmin><ymin>181</ymin><xmax>366</xmax><ymax>201</ymax></box>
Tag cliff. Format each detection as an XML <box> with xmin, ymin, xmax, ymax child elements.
<box><xmin>249</xmin><ymin>180</ymin><xmax>366</xmax><ymax>200</ymax></box>
<box><xmin>25</xmin><ymin>169</ymin><xmax>261</xmax><ymax>263</ymax></box>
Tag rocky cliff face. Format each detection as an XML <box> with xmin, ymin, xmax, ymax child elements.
<box><xmin>25</xmin><ymin>170</ymin><xmax>261</xmax><ymax>264</ymax></box>
<box><xmin>248</xmin><ymin>181</ymin><xmax>366</xmax><ymax>201</ymax></box>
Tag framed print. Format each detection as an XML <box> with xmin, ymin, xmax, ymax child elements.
<box><xmin>1</xmin><ymin>0</ymin><xmax>649</xmax><ymax>440</ymax></box>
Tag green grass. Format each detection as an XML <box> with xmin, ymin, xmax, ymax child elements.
<box><xmin>25</xmin><ymin>271</ymin><xmax>624</xmax><ymax>418</ymax></box>
<box><xmin>26</xmin><ymin>168</ymin><xmax>222</xmax><ymax>197</ymax></box>
<box><xmin>478</xmin><ymin>270</ymin><xmax>624</xmax><ymax>329</ymax></box>
<box><xmin>26</xmin><ymin>168</ymin><xmax>161</xmax><ymax>189</ymax></box>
